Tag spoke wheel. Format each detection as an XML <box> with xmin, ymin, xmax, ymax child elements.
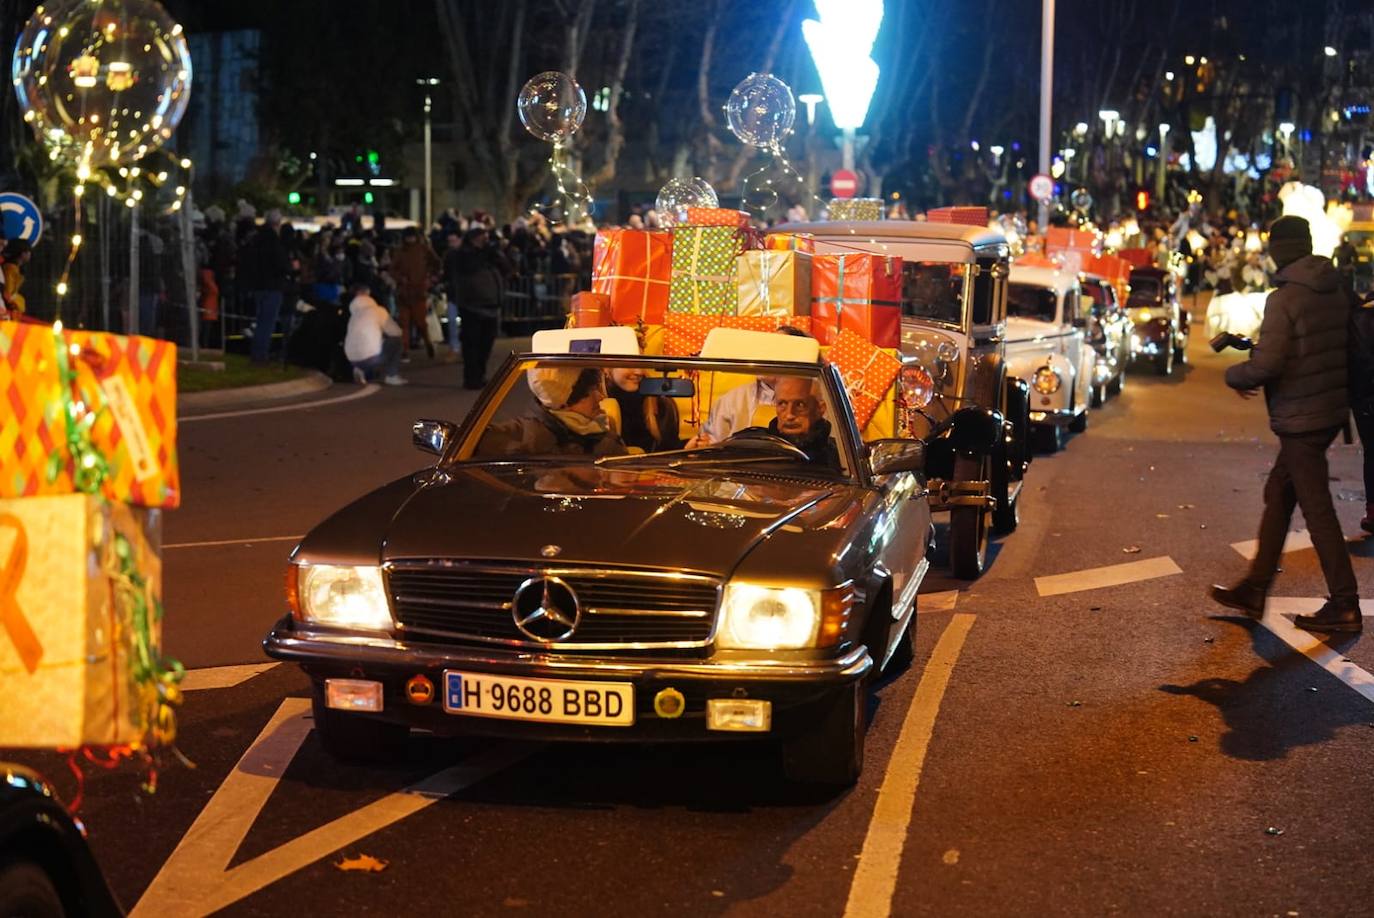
<box><xmin>949</xmin><ymin>455</ymin><xmax>989</xmax><ymax>580</ymax></box>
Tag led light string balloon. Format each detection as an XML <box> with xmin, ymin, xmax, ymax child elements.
<box><xmin>518</xmin><ymin>71</ymin><xmax>592</xmax><ymax>225</ymax></box>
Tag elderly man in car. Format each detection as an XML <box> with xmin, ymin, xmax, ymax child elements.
<box><xmin>768</xmin><ymin>376</ymin><xmax>841</xmax><ymax>468</ymax></box>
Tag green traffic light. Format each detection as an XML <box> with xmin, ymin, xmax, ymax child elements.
<box><xmin>364</xmin><ymin>191</ymin><xmax>374</xmax><ymax>204</ymax></box>
<box><xmin>367</xmin><ymin>150</ymin><xmax>379</xmax><ymax>165</ymax></box>
<box><xmin>287</xmin><ymin>191</ymin><xmax>301</xmax><ymax>205</ymax></box>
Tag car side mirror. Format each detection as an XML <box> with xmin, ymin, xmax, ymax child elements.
<box><xmin>413</xmin><ymin>419</ymin><xmax>458</xmax><ymax>457</ymax></box>
<box><xmin>868</xmin><ymin>439</ymin><xmax>926</xmax><ymax>476</ymax></box>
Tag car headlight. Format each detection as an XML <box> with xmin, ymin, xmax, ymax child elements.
<box><xmin>900</xmin><ymin>364</ymin><xmax>935</xmax><ymax>409</ymax></box>
<box><xmin>1033</xmin><ymin>366</ymin><xmax>1062</xmax><ymax>394</ymax></box>
<box><xmin>291</xmin><ymin>564</ymin><xmax>393</xmax><ymax>630</ymax></box>
<box><xmin>1138</xmin><ymin>309</ymin><xmax>1153</xmax><ymax>322</ymax></box>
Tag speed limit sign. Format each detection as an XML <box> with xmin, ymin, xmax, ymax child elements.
<box><xmin>1028</xmin><ymin>174</ymin><xmax>1055</xmax><ymax>203</ymax></box>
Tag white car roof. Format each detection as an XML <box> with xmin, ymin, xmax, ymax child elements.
<box><xmin>771</xmin><ymin>221</ymin><xmax>1004</xmax><ymax>264</ymax></box>
<box><xmin>1009</xmin><ymin>263</ymin><xmax>1077</xmax><ymax>296</ymax></box>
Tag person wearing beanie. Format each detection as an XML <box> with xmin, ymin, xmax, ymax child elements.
<box><xmin>1211</xmin><ymin>214</ymin><xmax>1361</xmax><ymax>632</ymax></box>
<box><xmin>475</xmin><ymin>366</ymin><xmax>626</xmax><ymax>459</ymax></box>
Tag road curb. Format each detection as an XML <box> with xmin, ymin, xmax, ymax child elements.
<box><xmin>178</xmin><ymin>371</ymin><xmax>332</xmax><ymax>411</ymax></box>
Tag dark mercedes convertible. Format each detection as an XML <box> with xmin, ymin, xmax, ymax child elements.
<box><xmin>263</xmin><ymin>336</ymin><xmax>995</xmax><ymax>786</ymax></box>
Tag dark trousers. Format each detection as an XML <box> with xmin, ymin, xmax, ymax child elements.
<box><xmin>458</xmin><ymin>307</ymin><xmax>498</xmax><ymax>387</ymax></box>
<box><xmin>1354</xmin><ymin>407</ymin><xmax>1374</xmax><ymax>507</ymax></box>
<box><xmin>250</xmin><ymin>289</ymin><xmax>283</xmax><ymax>363</ymax></box>
<box><xmin>1248</xmin><ymin>426</ymin><xmax>1359</xmax><ymax>605</ymax></box>
<box><xmin>351</xmin><ymin>335</ymin><xmax>402</xmax><ymax>380</ymax></box>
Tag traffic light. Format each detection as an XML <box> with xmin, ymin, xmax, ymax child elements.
<box><xmin>287</xmin><ymin>191</ymin><xmax>301</xmax><ymax>205</ymax></box>
<box><xmin>1135</xmin><ymin>188</ymin><xmax>1151</xmax><ymax>211</ymax></box>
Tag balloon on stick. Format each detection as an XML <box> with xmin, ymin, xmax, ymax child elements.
<box><xmin>655</xmin><ymin>177</ymin><xmax>718</xmax><ymax>227</ymax></box>
<box><xmin>518</xmin><ymin>71</ymin><xmax>592</xmax><ymax>223</ymax></box>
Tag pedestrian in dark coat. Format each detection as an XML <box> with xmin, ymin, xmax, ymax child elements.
<box><xmin>1211</xmin><ymin>215</ymin><xmax>1361</xmax><ymax>633</ymax></box>
<box><xmin>239</xmin><ymin>212</ymin><xmax>291</xmax><ymax>364</ymax></box>
<box><xmin>453</xmin><ymin>227</ymin><xmax>509</xmax><ymax>389</ymax></box>
<box><xmin>390</xmin><ymin>227</ymin><xmax>441</xmax><ymax>359</ymax></box>
<box><xmin>1348</xmin><ymin>285</ymin><xmax>1374</xmax><ymax>534</ymax></box>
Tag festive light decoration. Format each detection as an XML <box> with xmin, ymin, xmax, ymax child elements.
<box><xmin>801</xmin><ymin>0</ymin><xmax>883</xmax><ymax>130</ymax></box>
<box><xmin>655</xmin><ymin>177</ymin><xmax>718</xmax><ymax>227</ymax></box>
<box><xmin>517</xmin><ymin>71</ymin><xmax>591</xmax><ymax>224</ymax></box>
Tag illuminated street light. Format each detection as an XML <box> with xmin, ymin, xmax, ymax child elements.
<box><xmin>802</xmin><ymin>0</ymin><xmax>883</xmax><ymax>170</ymax></box>
<box><xmin>1165</xmin><ymin>71</ymin><xmax>1175</xmax><ymax>81</ymax></box>
<box><xmin>1278</xmin><ymin>121</ymin><xmax>1295</xmax><ymax>139</ymax></box>
<box><xmin>1324</xmin><ymin>46</ymin><xmax>1337</xmax><ymax>57</ymax></box>
<box><xmin>1184</xmin><ymin>55</ymin><xmax>1195</xmax><ymax>65</ymax></box>
<box><xmin>990</xmin><ymin>144</ymin><xmax>1005</xmax><ymax>159</ymax></box>
<box><xmin>798</xmin><ymin>93</ymin><xmax>824</xmax><ymax>127</ymax></box>
<box><xmin>1098</xmin><ymin>109</ymin><xmax>1119</xmax><ymax>137</ymax></box>
<box><xmin>1074</xmin><ymin>121</ymin><xmax>1089</xmax><ymax>138</ymax></box>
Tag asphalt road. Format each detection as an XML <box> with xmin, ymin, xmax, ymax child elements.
<box><xmin>7</xmin><ymin>319</ymin><xmax>1374</xmax><ymax>917</ymax></box>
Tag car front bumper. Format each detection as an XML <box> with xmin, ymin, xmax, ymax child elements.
<box><xmin>263</xmin><ymin>618</ymin><xmax>873</xmax><ymax>742</ymax></box>
<box><xmin>1029</xmin><ymin>408</ymin><xmax>1077</xmax><ymax>426</ymax></box>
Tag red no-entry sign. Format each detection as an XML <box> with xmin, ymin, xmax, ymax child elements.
<box><xmin>831</xmin><ymin>169</ymin><xmax>859</xmax><ymax>199</ymax></box>
<box><xmin>1028</xmin><ymin>174</ymin><xmax>1055</xmax><ymax>203</ymax></box>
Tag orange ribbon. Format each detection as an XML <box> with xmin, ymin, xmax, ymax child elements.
<box><xmin>0</xmin><ymin>514</ymin><xmax>44</xmax><ymax>674</ymax></box>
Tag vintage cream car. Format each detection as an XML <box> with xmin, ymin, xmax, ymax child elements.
<box><xmin>1005</xmin><ymin>263</ymin><xmax>1094</xmax><ymax>452</ymax></box>
<box><xmin>773</xmin><ymin>221</ymin><xmax>1031</xmax><ymax>580</ymax></box>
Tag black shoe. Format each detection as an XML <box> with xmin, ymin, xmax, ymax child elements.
<box><xmin>1209</xmin><ymin>581</ymin><xmax>1266</xmax><ymax>618</ymax></box>
<box><xmin>1294</xmin><ymin>601</ymin><xmax>1363</xmax><ymax>633</ymax></box>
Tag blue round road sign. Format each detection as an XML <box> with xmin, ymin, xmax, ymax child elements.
<box><xmin>0</xmin><ymin>193</ymin><xmax>43</xmax><ymax>246</ymax></box>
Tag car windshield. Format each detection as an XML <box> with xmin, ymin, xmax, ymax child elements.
<box><xmin>1127</xmin><ymin>277</ymin><xmax>1162</xmax><ymax>306</ymax></box>
<box><xmin>1082</xmin><ymin>281</ymin><xmax>1109</xmax><ymax>312</ymax></box>
<box><xmin>1007</xmin><ymin>283</ymin><xmax>1058</xmax><ymax>321</ymax></box>
<box><xmin>459</xmin><ymin>357</ymin><xmax>853</xmax><ymax>479</ymax></box>
<box><xmin>902</xmin><ymin>262</ymin><xmax>966</xmax><ymax>325</ymax></box>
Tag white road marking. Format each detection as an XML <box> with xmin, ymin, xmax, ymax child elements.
<box><xmin>164</xmin><ymin>535</ymin><xmax>303</xmax><ymax>550</ymax></box>
<box><xmin>181</xmin><ymin>663</ymin><xmax>279</xmax><ymax>691</ymax></box>
<box><xmin>845</xmin><ymin>613</ymin><xmax>975</xmax><ymax>918</ymax></box>
<box><xmin>132</xmin><ymin>699</ymin><xmax>531</xmax><ymax>917</ymax></box>
<box><xmin>1034</xmin><ymin>556</ymin><xmax>1182</xmax><ymax>597</ymax></box>
<box><xmin>1259</xmin><ymin>611</ymin><xmax>1374</xmax><ymax>706</ymax></box>
<box><xmin>1230</xmin><ymin>530</ymin><xmax>1315</xmax><ymax>560</ymax></box>
<box><xmin>919</xmin><ymin>590</ymin><xmax>959</xmax><ymax>613</ymax></box>
<box><xmin>1263</xmin><ymin>597</ymin><xmax>1374</xmax><ymax>617</ymax></box>
<box><xmin>180</xmin><ymin>384</ymin><xmax>379</xmax><ymax>423</ymax></box>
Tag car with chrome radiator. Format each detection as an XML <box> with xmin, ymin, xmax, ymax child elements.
<box><xmin>1126</xmin><ymin>266</ymin><xmax>1189</xmax><ymax>375</ymax></box>
<box><xmin>262</xmin><ymin>328</ymin><xmax>998</xmax><ymax>787</ymax></box>
<box><xmin>1005</xmin><ymin>262</ymin><xmax>1094</xmax><ymax>453</ymax></box>
<box><xmin>772</xmin><ymin>220</ymin><xmax>1030</xmax><ymax>580</ymax></box>
<box><xmin>1080</xmin><ymin>272</ymin><xmax>1131</xmax><ymax>405</ymax></box>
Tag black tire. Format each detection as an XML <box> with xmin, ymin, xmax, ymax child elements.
<box><xmin>948</xmin><ymin>456</ymin><xmax>988</xmax><ymax>579</ymax></box>
<box><xmin>1069</xmin><ymin>406</ymin><xmax>1088</xmax><ymax>433</ymax></box>
<box><xmin>990</xmin><ymin>442</ymin><xmax>1019</xmax><ymax>534</ymax></box>
<box><xmin>1154</xmin><ymin>342</ymin><xmax>1174</xmax><ymax>376</ymax></box>
<box><xmin>884</xmin><ymin>617</ymin><xmax>915</xmax><ymax>674</ymax></box>
<box><xmin>310</xmin><ymin>684</ymin><xmax>410</xmax><ymax>764</ymax></box>
<box><xmin>0</xmin><ymin>861</ymin><xmax>65</xmax><ymax>918</ymax></box>
<box><xmin>1034</xmin><ymin>423</ymin><xmax>1064</xmax><ymax>454</ymax></box>
<box><xmin>1109</xmin><ymin>363</ymin><xmax>1125</xmax><ymax>396</ymax></box>
<box><xmin>781</xmin><ymin>682</ymin><xmax>865</xmax><ymax>788</ymax></box>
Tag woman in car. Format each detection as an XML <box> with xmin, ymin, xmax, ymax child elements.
<box><xmin>602</xmin><ymin>367</ymin><xmax>686</xmax><ymax>453</ymax></box>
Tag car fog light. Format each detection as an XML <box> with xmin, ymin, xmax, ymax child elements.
<box><xmin>325</xmin><ymin>678</ymin><xmax>384</xmax><ymax>712</ymax></box>
<box><xmin>706</xmin><ymin>698</ymin><xmax>772</xmax><ymax>732</ymax></box>
<box><xmin>654</xmin><ymin>687</ymin><xmax>685</xmax><ymax>719</ymax></box>
<box><xmin>406</xmin><ymin>674</ymin><xmax>435</xmax><ymax>705</ymax></box>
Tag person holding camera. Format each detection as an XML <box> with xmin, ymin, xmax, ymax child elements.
<box><xmin>1210</xmin><ymin>215</ymin><xmax>1361</xmax><ymax>633</ymax></box>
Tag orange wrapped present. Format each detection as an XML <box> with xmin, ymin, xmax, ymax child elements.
<box><xmin>1</xmin><ymin>322</ymin><xmax>179</xmax><ymax>508</ymax></box>
<box><xmin>591</xmin><ymin>229</ymin><xmax>673</xmax><ymax>325</ymax></box>
<box><xmin>811</xmin><ymin>253</ymin><xmax>903</xmax><ymax>347</ymax></box>
<box><xmin>685</xmin><ymin>207</ymin><xmax>751</xmax><ymax>228</ymax></box>
<box><xmin>764</xmin><ymin>232</ymin><xmax>815</xmax><ymax>253</ymax></box>
<box><xmin>824</xmin><ymin>329</ymin><xmax>902</xmax><ymax>429</ymax></box>
<box><xmin>720</xmin><ymin>315</ymin><xmax>813</xmax><ymax>336</ymax></box>
<box><xmin>569</xmin><ymin>291</ymin><xmax>611</xmax><ymax>328</ymax></box>
<box><xmin>738</xmin><ymin>250</ymin><xmax>812</xmax><ymax>318</ymax></box>
<box><xmin>926</xmin><ymin>206</ymin><xmax>989</xmax><ymax>226</ymax></box>
<box><xmin>1044</xmin><ymin>226</ymin><xmax>1101</xmax><ymax>256</ymax></box>
<box><xmin>663</xmin><ymin>313</ymin><xmax>723</xmax><ymax>357</ymax></box>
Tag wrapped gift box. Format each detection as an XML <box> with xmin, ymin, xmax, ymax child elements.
<box><xmin>685</xmin><ymin>207</ymin><xmax>751</xmax><ymax>229</ymax></box>
<box><xmin>663</xmin><ymin>313</ymin><xmax>722</xmax><ymax>357</ymax></box>
<box><xmin>824</xmin><ymin>329</ymin><xmax>902</xmax><ymax>430</ymax></box>
<box><xmin>811</xmin><ymin>253</ymin><xmax>903</xmax><ymax>347</ymax></box>
<box><xmin>827</xmin><ymin>198</ymin><xmax>883</xmax><ymax>221</ymax></box>
<box><xmin>737</xmin><ymin>250</ymin><xmax>812</xmax><ymax>318</ymax></box>
<box><xmin>1</xmin><ymin>322</ymin><xmax>180</xmax><ymax>509</ymax></box>
<box><xmin>1044</xmin><ymin>226</ymin><xmax>1101</xmax><ymax>256</ymax></box>
<box><xmin>0</xmin><ymin>493</ymin><xmax>162</xmax><ymax>747</ymax></box>
<box><xmin>668</xmin><ymin>226</ymin><xmax>740</xmax><ymax>316</ymax></box>
<box><xmin>764</xmin><ymin>232</ymin><xmax>815</xmax><ymax>254</ymax></box>
<box><xmin>926</xmin><ymin>206</ymin><xmax>989</xmax><ymax>226</ymax></box>
<box><xmin>569</xmin><ymin>291</ymin><xmax>611</xmax><ymax>328</ymax></box>
<box><xmin>591</xmin><ymin>229</ymin><xmax>673</xmax><ymax>326</ymax></box>
<box><xmin>720</xmin><ymin>315</ymin><xmax>813</xmax><ymax>336</ymax></box>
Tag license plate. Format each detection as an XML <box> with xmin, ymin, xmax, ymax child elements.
<box><xmin>442</xmin><ymin>671</ymin><xmax>635</xmax><ymax>727</ymax></box>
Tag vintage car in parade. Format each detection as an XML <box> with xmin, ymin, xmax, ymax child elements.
<box><xmin>1005</xmin><ymin>262</ymin><xmax>1095</xmax><ymax>452</ymax></box>
<box><xmin>263</xmin><ymin>327</ymin><xmax>999</xmax><ymax>787</ymax></box>
<box><xmin>1125</xmin><ymin>265</ymin><xmax>1189</xmax><ymax>375</ymax></box>
<box><xmin>773</xmin><ymin>220</ymin><xmax>1031</xmax><ymax>579</ymax></box>
<box><xmin>1079</xmin><ymin>272</ymin><xmax>1132</xmax><ymax>405</ymax></box>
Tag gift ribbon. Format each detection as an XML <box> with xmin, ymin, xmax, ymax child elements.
<box><xmin>672</xmin><ymin>229</ymin><xmax>736</xmax><ymax>314</ymax></box>
<box><xmin>742</xmin><ymin>251</ymin><xmax>780</xmax><ymax>317</ymax></box>
<box><xmin>0</xmin><ymin>514</ymin><xmax>43</xmax><ymax>674</ymax></box>
<box><xmin>594</xmin><ymin>233</ymin><xmax>670</xmax><ymax>321</ymax></box>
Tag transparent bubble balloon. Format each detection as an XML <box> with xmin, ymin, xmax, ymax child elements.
<box><xmin>12</xmin><ymin>0</ymin><xmax>193</xmax><ymax>170</ymax></box>
<box><xmin>655</xmin><ymin>177</ymin><xmax>719</xmax><ymax>227</ymax></box>
<box><xmin>517</xmin><ymin>71</ymin><xmax>587</xmax><ymax>144</ymax></box>
<box><xmin>1070</xmin><ymin>188</ymin><xmax>1094</xmax><ymax>212</ymax></box>
<box><xmin>725</xmin><ymin>73</ymin><xmax>795</xmax><ymax>149</ymax></box>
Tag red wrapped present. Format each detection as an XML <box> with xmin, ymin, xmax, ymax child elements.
<box><xmin>1044</xmin><ymin>226</ymin><xmax>1101</xmax><ymax>256</ymax></box>
<box><xmin>811</xmin><ymin>253</ymin><xmax>903</xmax><ymax>347</ymax></box>
<box><xmin>764</xmin><ymin>232</ymin><xmax>816</xmax><ymax>253</ymax></box>
<box><xmin>926</xmin><ymin>206</ymin><xmax>989</xmax><ymax>227</ymax></box>
<box><xmin>591</xmin><ymin>229</ymin><xmax>673</xmax><ymax>325</ymax></box>
<box><xmin>824</xmin><ymin>329</ymin><xmax>902</xmax><ymax>429</ymax></box>
<box><xmin>663</xmin><ymin>313</ymin><xmax>722</xmax><ymax>357</ymax></box>
<box><xmin>569</xmin><ymin>291</ymin><xmax>611</xmax><ymax>328</ymax></box>
<box><xmin>720</xmin><ymin>315</ymin><xmax>813</xmax><ymax>336</ymax></box>
<box><xmin>685</xmin><ymin>207</ymin><xmax>751</xmax><ymax>228</ymax></box>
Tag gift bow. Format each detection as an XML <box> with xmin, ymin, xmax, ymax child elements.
<box><xmin>0</xmin><ymin>514</ymin><xmax>43</xmax><ymax>674</ymax></box>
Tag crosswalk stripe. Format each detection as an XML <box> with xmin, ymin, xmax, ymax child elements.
<box><xmin>1230</xmin><ymin>530</ymin><xmax>1315</xmax><ymax>560</ymax></box>
<box><xmin>1259</xmin><ymin>612</ymin><xmax>1374</xmax><ymax>706</ymax></box>
<box><xmin>918</xmin><ymin>590</ymin><xmax>959</xmax><ymax>613</ymax></box>
<box><xmin>1263</xmin><ymin>597</ymin><xmax>1374</xmax><ymax>618</ymax></box>
<box><xmin>1034</xmin><ymin>555</ymin><xmax>1182</xmax><ymax>597</ymax></box>
<box><xmin>181</xmin><ymin>663</ymin><xmax>280</xmax><ymax>691</ymax></box>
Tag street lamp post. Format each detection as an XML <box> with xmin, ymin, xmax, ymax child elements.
<box><xmin>1038</xmin><ymin>0</ymin><xmax>1055</xmax><ymax>230</ymax></box>
<box><xmin>417</xmin><ymin>77</ymin><xmax>440</xmax><ymax>232</ymax></box>
<box><xmin>802</xmin><ymin>1</ymin><xmax>882</xmax><ymax>190</ymax></box>
<box><xmin>1156</xmin><ymin>123</ymin><xmax>1170</xmax><ymax>207</ymax></box>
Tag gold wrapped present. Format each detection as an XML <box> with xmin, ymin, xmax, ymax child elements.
<box><xmin>0</xmin><ymin>493</ymin><xmax>164</xmax><ymax>748</ymax></box>
<box><xmin>827</xmin><ymin>198</ymin><xmax>884</xmax><ymax>221</ymax></box>
<box><xmin>737</xmin><ymin>250</ymin><xmax>812</xmax><ymax>318</ymax></box>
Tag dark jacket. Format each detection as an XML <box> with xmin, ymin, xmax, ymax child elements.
<box><xmin>476</xmin><ymin>409</ymin><xmax>626</xmax><ymax>459</ymax></box>
<box><xmin>1350</xmin><ymin>291</ymin><xmax>1374</xmax><ymax>414</ymax></box>
<box><xmin>452</xmin><ymin>245</ymin><xmax>507</xmax><ymax>315</ymax></box>
<box><xmin>1225</xmin><ymin>254</ymin><xmax>1350</xmax><ymax>435</ymax></box>
<box><xmin>767</xmin><ymin>417</ymin><xmax>841</xmax><ymax>468</ymax></box>
<box><xmin>238</xmin><ymin>225</ymin><xmax>291</xmax><ymax>293</ymax></box>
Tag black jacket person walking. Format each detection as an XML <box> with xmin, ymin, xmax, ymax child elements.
<box><xmin>1210</xmin><ymin>215</ymin><xmax>1361</xmax><ymax>633</ymax></box>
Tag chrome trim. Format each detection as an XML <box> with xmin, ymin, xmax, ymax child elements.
<box><xmin>585</xmin><ymin>607</ymin><xmax>711</xmax><ymax>619</ymax></box>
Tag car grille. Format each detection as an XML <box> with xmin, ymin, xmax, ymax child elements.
<box><xmin>386</xmin><ymin>562</ymin><xmax>720</xmax><ymax>650</ymax></box>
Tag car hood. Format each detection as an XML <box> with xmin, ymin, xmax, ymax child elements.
<box><xmin>377</xmin><ymin>463</ymin><xmax>846</xmax><ymax>577</ymax></box>
<box><xmin>1005</xmin><ymin>316</ymin><xmax>1061</xmax><ymax>344</ymax></box>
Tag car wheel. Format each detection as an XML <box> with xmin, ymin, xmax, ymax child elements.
<box><xmin>1175</xmin><ymin>336</ymin><xmax>1189</xmax><ymax>365</ymax></box>
<box><xmin>781</xmin><ymin>682</ymin><xmax>865</xmax><ymax>788</ymax></box>
<box><xmin>0</xmin><ymin>860</ymin><xmax>64</xmax><ymax>918</ymax></box>
<box><xmin>1034</xmin><ymin>423</ymin><xmax>1064</xmax><ymax>454</ymax></box>
<box><xmin>1090</xmin><ymin>380</ymin><xmax>1106</xmax><ymax>408</ymax></box>
<box><xmin>1155</xmin><ymin>343</ymin><xmax>1174</xmax><ymax>376</ymax></box>
<box><xmin>1069</xmin><ymin>406</ymin><xmax>1088</xmax><ymax>433</ymax></box>
<box><xmin>948</xmin><ymin>456</ymin><xmax>988</xmax><ymax>580</ymax></box>
<box><xmin>310</xmin><ymin>684</ymin><xmax>410</xmax><ymax>764</ymax></box>
<box><xmin>990</xmin><ymin>442</ymin><xmax>1019</xmax><ymax>534</ymax></box>
<box><xmin>1109</xmin><ymin>364</ymin><xmax>1125</xmax><ymax>396</ymax></box>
